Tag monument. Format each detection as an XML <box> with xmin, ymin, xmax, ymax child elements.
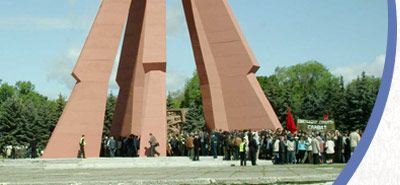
<box><xmin>167</xmin><ymin>109</ymin><xmax>189</xmax><ymax>136</ymax></box>
<box><xmin>43</xmin><ymin>0</ymin><xmax>282</xmax><ymax>158</ymax></box>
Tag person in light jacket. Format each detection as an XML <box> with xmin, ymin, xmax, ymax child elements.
<box><xmin>311</xmin><ymin>135</ymin><xmax>320</xmax><ymax>165</ymax></box>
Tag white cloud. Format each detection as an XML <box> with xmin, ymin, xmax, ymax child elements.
<box><xmin>0</xmin><ymin>15</ymin><xmax>91</xmax><ymax>30</ymax></box>
<box><xmin>166</xmin><ymin>68</ymin><xmax>188</xmax><ymax>92</ymax></box>
<box><xmin>332</xmin><ymin>54</ymin><xmax>385</xmax><ymax>83</ymax></box>
<box><xmin>166</xmin><ymin>0</ymin><xmax>187</xmax><ymax>39</ymax></box>
<box><xmin>47</xmin><ymin>47</ymin><xmax>120</xmax><ymax>93</ymax></box>
<box><xmin>47</xmin><ymin>48</ymin><xmax>80</xmax><ymax>90</ymax></box>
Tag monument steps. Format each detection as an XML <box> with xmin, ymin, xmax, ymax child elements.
<box><xmin>0</xmin><ymin>157</ymin><xmax>273</xmax><ymax>169</ymax></box>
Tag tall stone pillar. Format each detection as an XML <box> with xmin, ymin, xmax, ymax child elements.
<box><xmin>43</xmin><ymin>0</ymin><xmax>132</xmax><ymax>158</ymax></box>
<box><xmin>109</xmin><ymin>0</ymin><xmax>146</xmax><ymax>138</ymax></box>
<box><xmin>183</xmin><ymin>0</ymin><xmax>282</xmax><ymax>131</ymax></box>
<box><xmin>138</xmin><ymin>0</ymin><xmax>167</xmax><ymax>157</ymax></box>
<box><xmin>109</xmin><ymin>0</ymin><xmax>167</xmax><ymax>157</ymax></box>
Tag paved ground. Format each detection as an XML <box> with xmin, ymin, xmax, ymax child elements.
<box><xmin>0</xmin><ymin>157</ymin><xmax>345</xmax><ymax>185</ymax></box>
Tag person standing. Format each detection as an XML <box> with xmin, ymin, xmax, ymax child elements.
<box><xmin>325</xmin><ymin>137</ymin><xmax>335</xmax><ymax>164</ymax></box>
<box><xmin>11</xmin><ymin>146</ymin><xmax>16</xmax><ymax>159</ymax></box>
<box><xmin>317</xmin><ymin>136</ymin><xmax>325</xmax><ymax>164</ymax></box>
<box><xmin>79</xmin><ymin>135</ymin><xmax>86</xmax><ymax>158</ymax></box>
<box><xmin>349</xmin><ymin>129</ymin><xmax>360</xmax><ymax>156</ymax></box>
<box><xmin>311</xmin><ymin>135</ymin><xmax>320</xmax><ymax>165</ymax></box>
<box><xmin>103</xmin><ymin>136</ymin><xmax>109</xmax><ymax>157</ymax></box>
<box><xmin>334</xmin><ymin>131</ymin><xmax>344</xmax><ymax>163</ymax></box>
<box><xmin>211</xmin><ymin>134</ymin><xmax>218</xmax><ymax>159</ymax></box>
<box><xmin>199</xmin><ymin>131</ymin><xmax>205</xmax><ymax>156</ymax></box>
<box><xmin>273</xmin><ymin>136</ymin><xmax>280</xmax><ymax>164</ymax></box>
<box><xmin>170</xmin><ymin>135</ymin><xmax>179</xmax><ymax>156</ymax></box>
<box><xmin>279</xmin><ymin>136</ymin><xmax>286</xmax><ymax>164</ymax></box>
<box><xmin>29</xmin><ymin>138</ymin><xmax>37</xmax><ymax>158</ymax></box>
<box><xmin>249</xmin><ymin>134</ymin><xmax>258</xmax><ymax>166</ymax></box>
<box><xmin>344</xmin><ymin>133</ymin><xmax>351</xmax><ymax>162</ymax></box>
<box><xmin>186</xmin><ymin>133</ymin><xmax>194</xmax><ymax>160</ymax></box>
<box><xmin>239</xmin><ymin>137</ymin><xmax>247</xmax><ymax>166</ymax></box>
<box><xmin>297</xmin><ymin>136</ymin><xmax>306</xmax><ymax>164</ymax></box>
<box><xmin>204</xmin><ymin>132</ymin><xmax>209</xmax><ymax>156</ymax></box>
<box><xmin>126</xmin><ymin>134</ymin><xmax>134</xmax><ymax>157</ymax></box>
<box><xmin>149</xmin><ymin>133</ymin><xmax>160</xmax><ymax>157</ymax></box>
<box><xmin>303</xmin><ymin>134</ymin><xmax>313</xmax><ymax>164</ymax></box>
<box><xmin>233</xmin><ymin>135</ymin><xmax>242</xmax><ymax>160</ymax></box>
<box><xmin>134</xmin><ymin>135</ymin><xmax>139</xmax><ymax>157</ymax></box>
<box><xmin>107</xmin><ymin>136</ymin><xmax>117</xmax><ymax>157</ymax></box>
<box><xmin>223</xmin><ymin>133</ymin><xmax>231</xmax><ymax>160</ymax></box>
<box><xmin>286</xmin><ymin>135</ymin><xmax>295</xmax><ymax>164</ymax></box>
<box><xmin>193</xmin><ymin>134</ymin><xmax>201</xmax><ymax>161</ymax></box>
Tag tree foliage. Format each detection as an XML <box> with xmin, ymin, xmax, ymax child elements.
<box><xmin>0</xmin><ymin>60</ymin><xmax>381</xmax><ymax>153</ymax></box>
<box><xmin>258</xmin><ymin>62</ymin><xmax>380</xmax><ymax>132</ymax></box>
<box><xmin>182</xmin><ymin>102</ymin><xmax>205</xmax><ymax>133</ymax></box>
<box><xmin>0</xmin><ymin>81</ymin><xmax>64</xmax><ymax>152</ymax></box>
<box><xmin>103</xmin><ymin>93</ymin><xmax>117</xmax><ymax>137</ymax></box>
<box><xmin>180</xmin><ymin>72</ymin><xmax>202</xmax><ymax>112</ymax></box>
<box><xmin>172</xmin><ymin>61</ymin><xmax>380</xmax><ymax>133</ymax></box>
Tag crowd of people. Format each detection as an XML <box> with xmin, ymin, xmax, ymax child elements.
<box><xmin>166</xmin><ymin>128</ymin><xmax>361</xmax><ymax>165</ymax></box>
<box><xmin>1</xmin><ymin>139</ymin><xmax>38</xmax><ymax>159</ymax></box>
<box><xmin>99</xmin><ymin>134</ymin><xmax>141</xmax><ymax>157</ymax></box>
<box><xmin>2</xmin><ymin>128</ymin><xmax>361</xmax><ymax>166</ymax></box>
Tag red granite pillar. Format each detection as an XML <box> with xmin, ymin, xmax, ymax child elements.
<box><xmin>43</xmin><ymin>0</ymin><xmax>132</xmax><ymax>158</ymax></box>
<box><xmin>138</xmin><ymin>0</ymin><xmax>167</xmax><ymax>157</ymax></box>
<box><xmin>110</xmin><ymin>0</ymin><xmax>167</xmax><ymax>157</ymax></box>
<box><xmin>109</xmin><ymin>0</ymin><xmax>146</xmax><ymax>138</ymax></box>
<box><xmin>183</xmin><ymin>0</ymin><xmax>282</xmax><ymax>131</ymax></box>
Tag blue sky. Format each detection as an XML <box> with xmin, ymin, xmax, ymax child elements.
<box><xmin>0</xmin><ymin>0</ymin><xmax>387</xmax><ymax>99</ymax></box>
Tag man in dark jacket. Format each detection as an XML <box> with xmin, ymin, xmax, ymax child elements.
<box><xmin>29</xmin><ymin>138</ymin><xmax>37</xmax><ymax>158</ymax></box>
<box><xmin>249</xmin><ymin>134</ymin><xmax>258</xmax><ymax>166</ymax></box>
<box><xmin>335</xmin><ymin>131</ymin><xmax>344</xmax><ymax>163</ymax></box>
<box><xmin>211</xmin><ymin>134</ymin><xmax>218</xmax><ymax>158</ymax></box>
<box><xmin>193</xmin><ymin>134</ymin><xmax>201</xmax><ymax>161</ymax></box>
<box><xmin>223</xmin><ymin>133</ymin><xmax>232</xmax><ymax>160</ymax></box>
<box><xmin>126</xmin><ymin>134</ymin><xmax>134</xmax><ymax>157</ymax></box>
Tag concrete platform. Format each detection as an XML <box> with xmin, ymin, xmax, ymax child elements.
<box><xmin>0</xmin><ymin>157</ymin><xmax>272</xmax><ymax>169</ymax></box>
<box><xmin>0</xmin><ymin>157</ymin><xmax>344</xmax><ymax>185</ymax></box>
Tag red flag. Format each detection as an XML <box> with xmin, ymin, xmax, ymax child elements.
<box><xmin>324</xmin><ymin>111</ymin><xmax>330</xmax><ymax>120</ymax></box>
<box><xmin>286</xmin><ymin>109</ymin><xmax>297</xmax><ymax>134</ymax></box>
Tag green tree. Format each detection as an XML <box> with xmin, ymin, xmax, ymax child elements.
<box><xmin>35</xmin><ymin>100</ymin><xmax>59</xmax><ymax>149</ymax></box>
<box><xmin>331</xmin><ymin>76</ymin><xmax>349</xmax><ymax>131</ymax></box>
<box><xmin>180</xmin><ymin>72</ymin><xmax>202</xmax><ymax>111</ymax></box>
<box><xmin>15</xmin><ymin>81</ymin><xmax>35</xmax><ymax>96</ymax></box>
<box><xmin>168</xmin><ymin>90</ymin><xmax>185</xmax><ymax>109</ymax></box>
<box><xmin>55</xmin><ymin>94</ymin><xmax>66</xmax><ymax>121</ymax></box>
<box><xmin>345</xmin><ymin>72</ymin><xmax>379</xmax><ymax>131</ymax></box>
<box><xmin>258</xmin><ymin>61</ymin><xmax>340</xmax><ymax>124</ymax></box>
<box><xmin>103</xmin><ymin>93</ymin><xmax>117</xmax><ymax>136</ymax></box>
<box><xmin>167</xmin><ymin>93</ymin><xmax>175</xmax><ymax>110</ymax></box>
<box><xmin>0</xmin><ymin>83</ymin><xmax>16</xmax><ymax>105</ymax></box>
<box><xmin>0</xmin><ymin>97</ymin><xmax>25</xmax><ymax>148</ymax></box>
<box><xmin>182</xmin><ymin>102</ymin><xmax>205</xmax><ymax>133</ymax></box>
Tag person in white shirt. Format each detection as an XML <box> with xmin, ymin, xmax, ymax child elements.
<box><xmin>325</xmin><ymin>137</ymin><xmax>335</xmax><ymax>164</ymax></box>
<box><xmin>273</xmin><ymin>136</ymin><xmax>280</xmax><ymax>164</ymax></box>
<box><xmin>349</xmin><ymin>129</ymin><xmax>361</xmax><ymax>156</ymax></box>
